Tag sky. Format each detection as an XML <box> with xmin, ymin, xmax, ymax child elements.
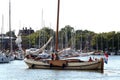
<box><xmin>0</xmin><ymin>0</ymin><xmax>120</xmax><ymax>35</ymax></box>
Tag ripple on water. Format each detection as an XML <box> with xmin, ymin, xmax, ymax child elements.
<box><xmin>0</xmin><ymin>56</ymin><xmax>120</xmax><ymax>80</ymax></box>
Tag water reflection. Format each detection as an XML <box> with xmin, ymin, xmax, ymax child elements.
<box><xmin>0</xmin><ymin>56</ymin><xmax>120</xmax><ymax>80</ymax></box>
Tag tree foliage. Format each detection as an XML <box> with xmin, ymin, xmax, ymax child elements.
<box><xmin>19</xmin><ymin>25</ymin><xmax>120</xmax><ymax>53</ymax></box>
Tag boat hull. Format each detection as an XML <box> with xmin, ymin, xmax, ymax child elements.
<box><xmin>24</xmin><ymin>58</ymin><xmax>104</xmax><ymax>70</ymax></box>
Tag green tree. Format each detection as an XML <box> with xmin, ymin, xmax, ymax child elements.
<box><xmin>6</xmin><ymin>30</ymin><xmax>16</xmax><ymax>38</ymax></box>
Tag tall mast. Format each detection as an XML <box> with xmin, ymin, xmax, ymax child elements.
<box><xmin>118</xmin><ymin>36</ymin><xmax>119</xmax><ymax>51</ymax></box>
<box><xmin>38</xmin><ymin>9</ymin><xmax>43</xmax><ymax>48</ymax></box>
<box><xmin>1</xmin><ymin>15</ymin><xmax>4</xmax><ymax>50</ymax></box>
<box><xmin>55</xmin><ymin>0</ymin><xmax>60</xmax><ymax>51</ymax></box>
<box><xmin>80</xmin><ymin>30</ymin><xmax>82</xmax><ymax>52</ymax></box>
<box><xmin>9</xmin><ymin>0</ymin><xmax>12</xmax><ymax>53</ymax></box>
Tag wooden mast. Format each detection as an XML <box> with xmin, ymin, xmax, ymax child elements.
<box><xmin>55</xmin><ymin>0</ymin><xmax>60</xmax><ymax>51</ymax></box>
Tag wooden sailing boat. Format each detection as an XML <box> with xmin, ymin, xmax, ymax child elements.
<box><xmin>24</xmin><ymin>0</ymin><xmax>104</xmax><ymax>71</ymax></box>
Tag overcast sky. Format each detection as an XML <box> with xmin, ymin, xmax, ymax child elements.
<box><xmin>0</xmin><ymin>0</ymin><xmax>120</xmax><ymax>35</ymax></box>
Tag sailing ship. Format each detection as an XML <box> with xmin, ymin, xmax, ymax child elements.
<box><xmin>24</xmin><ymin>0</ymin><xmax>104</xmax><ymax>71</ymax></box>
<box><xmin>0</xmin><ymin>15</ymin><xmax>10</xmax><ymax>63</ymax></box>
<box><xmin>14</xmin><ymin>33</ymin><xmax>24</xmax><ymax>60</ymax></box>
<box><xmin>7</xmin><ymin>0</ymin><xmax>15</xmax><ymax>61</ymax></box>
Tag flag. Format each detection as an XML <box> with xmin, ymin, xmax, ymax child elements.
<box><xmin>104</xmin><ymin>52</ymin><xmax>109</xmax><ymax>64</ymax></box>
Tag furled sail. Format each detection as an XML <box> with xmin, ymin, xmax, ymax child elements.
<box><xmin>25</xmin><ymin>36</ymin><xmax>53</xmax><ymax>55</ymax></box>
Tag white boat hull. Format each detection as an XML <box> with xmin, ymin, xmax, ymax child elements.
<box><xmin>0</xmin><ymin>54</ymin><xmax>9</xmax><ymax>63</ymax></box>
<box><xmin>0</xmin><ymin>57</ymin><xmax>9</xmax><ymax>63</ymax></box>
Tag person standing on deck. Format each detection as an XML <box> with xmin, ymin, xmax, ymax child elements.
<box><xmin>55</xmin><ymin>53</ymin><xmax>59</xmax><ymax>60</ymax></box>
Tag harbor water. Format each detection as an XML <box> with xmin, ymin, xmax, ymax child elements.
<box><xmin>0</xmin><ymin>55</ymin><xmax>120</xmax><ymax>80</ymax></box>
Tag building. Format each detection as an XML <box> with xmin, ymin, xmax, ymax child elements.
<box><xmin>18</xmin><ymin>27</ymin><xmax>34</xmax><ymax>36</ymax></box>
